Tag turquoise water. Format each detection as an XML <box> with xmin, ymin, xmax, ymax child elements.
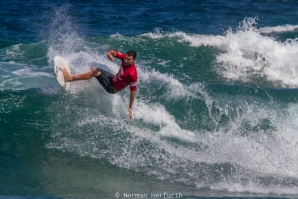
<box><xmin>1</xmin><ymin>1</ymin><xmax>298</xmax><ymax>198</ymax></box>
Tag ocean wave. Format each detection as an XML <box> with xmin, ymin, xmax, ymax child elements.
<box><xmin>142</xmin><ymin>18</ymin><xmax>298</xmax><ymax>88</ymax></box>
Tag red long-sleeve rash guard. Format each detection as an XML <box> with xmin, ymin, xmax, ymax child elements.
<box><xmin>112</xmin><ymin>51</ymin><xmax>138</xmax><ymax>92</ymax></box>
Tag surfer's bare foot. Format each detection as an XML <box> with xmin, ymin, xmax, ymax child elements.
<box><xmin>63</xmin><ymin>68</ymin><xmax>73</xmax><ymax>82</ymax></box>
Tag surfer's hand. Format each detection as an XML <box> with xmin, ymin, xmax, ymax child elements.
<box><xmin>107</xmin><ymin>53</ymin><xmax>114</xmax><ymax>62</ymax></box>
<box><xmin>128</xmin><ymin>107</ymin><xmax>133</xmax><ymax>119</ymax></box>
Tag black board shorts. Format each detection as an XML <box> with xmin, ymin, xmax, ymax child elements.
<box><xmin>95</xmin><ymin>69</ymin><xmax>118</xmax><ymax>94</ymax></box>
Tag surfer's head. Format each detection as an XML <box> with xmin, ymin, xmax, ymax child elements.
<box><xmin>124</xmin><ymin>50</ymin><xmax>137</xmax><ymax>66</ymax></box>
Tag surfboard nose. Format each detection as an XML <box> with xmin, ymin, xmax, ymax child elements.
<box><xmin>54</xmin><ymin>56</ymin><xmax>71</xmax><ymax>90</ymax></box>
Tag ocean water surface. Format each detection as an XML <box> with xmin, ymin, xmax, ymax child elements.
<box><xmin>1</xmin><ymin>0</ymin><xmax>298</xmax><ymax>198</ymax></box>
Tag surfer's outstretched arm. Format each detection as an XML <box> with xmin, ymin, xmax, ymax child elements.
<box><xmin>128</xmin><ymin>90</ymin><xmax>136</xmax><ymax>119</ymax></box>
<box><xmin>63</xmin><ymin>67</ymin><xmax>100</xmax><ymax>82</ymax></box>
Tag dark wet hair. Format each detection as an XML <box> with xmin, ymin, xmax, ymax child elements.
<box><xmin>126</xmin><ymin>50</ymin><xmax>137</xmax><ymax>59</ymax></box>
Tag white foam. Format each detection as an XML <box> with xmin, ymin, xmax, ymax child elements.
<box><xmin>139</xmin><ymin>68</ymin><xmax>192</xmax><ymax>99</ymax></box>
<box><xmin>12</xmin><ymin>68</ymin><xmax>53</xmax><ymax>77</ymax></box>
<box><xmin>141</xmin><ymin>28</ymin><xmax>165</xmax><ymax>39</ymax></box>
<box><xmin>142</xmin><ymin>30</ymin><xmax>226</xmax><ymax>47</ymax></box>
<box><xmin>206</xmin><ymin>181</ymin><xmax>298</xmax><ymax>195</ymax></box>
<box><xmin>133</xmin><ymin>101</ymin><xmax>196</xmax><ymax>140</ymax></box>
<box><xmin>259</xmin><ymin>24</ymin><xmax>298</xmax><ymax>34</ymax></box>
<box><xmin>177</xmin><ymin>21</ymin><xmax>298</xmax><ymax>87</ymax></box>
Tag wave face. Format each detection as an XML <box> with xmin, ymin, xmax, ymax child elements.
<box><xmin>1</xmin><ymin>1</ymin><xmax>298</xmax><ymax>198</ymax></box>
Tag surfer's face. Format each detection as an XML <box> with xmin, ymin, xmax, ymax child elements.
<box><xmin>124</xmin><ymin>55</ymin><xmax>135</xmax><ymax>66</ymax></box>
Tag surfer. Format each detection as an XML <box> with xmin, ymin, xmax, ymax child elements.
<box><xmin>62</xmin><ymin>50</ymin><xmax>138</xmax><ymax>119</ymax></box>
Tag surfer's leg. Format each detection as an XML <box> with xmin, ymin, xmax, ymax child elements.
<box><xmin>63</xmin><ymin>68</ymin><xmax>101</xmax><ymax>82</ymax></box>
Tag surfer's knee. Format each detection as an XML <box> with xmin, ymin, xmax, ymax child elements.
<box><xmin>91</xmin><ymin>67</ymin><xmax>101</xmax><ymax>77</ymax></box>
<box><xmin>93</xmin><ymin>70</ymin><xmax>101</xmax><ymax>77</ymax></box>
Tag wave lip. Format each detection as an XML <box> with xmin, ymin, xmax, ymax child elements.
<box><xmin>259</xmin><ymin>24</ymin><xmax>298</xmax><ymax>34</ymax></box>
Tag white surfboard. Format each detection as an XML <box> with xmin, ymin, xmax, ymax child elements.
<box><xmin>54</xmin><ymin>56</ymin><xmax>71</xmax><ymax>90</ymax></box>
